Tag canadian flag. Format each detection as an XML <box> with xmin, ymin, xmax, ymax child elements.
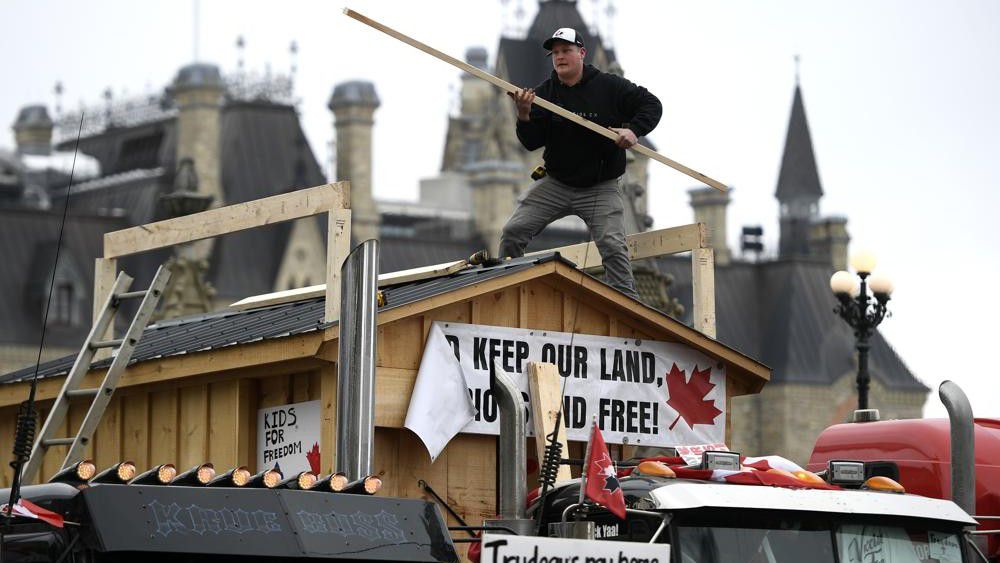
<box><xmin>583</xmin><ymin>425</ymin><xmax>626</xmax><ymax>519</ymax></box>
<box><xmin>0</xmin><ymin>499</ymin><xmax>65</xmax><ymax>528</ymax></box>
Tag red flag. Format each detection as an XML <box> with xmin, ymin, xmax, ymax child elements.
<box><xmin>1</xmin><ymin>499</ymin><xmax>65</xmax><ymax>528</ymax></box>
<box><xmin>583</xmin><ymin>425</ymin><xmax>626</xmax><ymax>519</ymax></box>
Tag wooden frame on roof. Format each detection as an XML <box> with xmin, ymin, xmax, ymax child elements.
<box><xmin>93</xmin><ymin>182</ymin><xmax>352</xmax><ymax>330</ymax></box>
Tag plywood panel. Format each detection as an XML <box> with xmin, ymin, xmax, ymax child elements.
<box><xmin>372</xmin><ymin>427</ymin><xmax>400</xmax><ymax>497</ymax></box>
<box><xmin>259</xmin><ymin>375</ymin><xmax>291</xmax><ymax>409</ymax></box>
<box><xmin>67</xmin><ymin>401</ymin><xmax>93</xmax><ymax>461</ymax></box>
<box><xmin>149</xmin><ymin>388</ymin><xmax>178</xmax><ymax>467</ymax></box>
<box><xmin>474</xmin><ymin>287</ymin><xmax>519</xmax><ymax>329</ymax></box>
<box><xmin>291</xmin><ymin>372</ymin><xmax>312</xmax><ymax>403</ymax></box>
<box><xmin>377</xmin><ymin>316</ymin><xmax>423</xmax><ymax>370</ymax></box>
<box><xmin>396</xmin><ymin>429</ymin><xmax>448</xmax><ymax>517</ymax></box>
<box><xmin>40</xmin><ymin>404</ymin><xmax>68</xmax><ymax>481</ymax></box>
<box><xmin>94</xmin><ymin>397</ymin><xmax>122</xmax><ymax>469</ymax></box>
<box><xmin>208</xmin><ymin>379</ymin><xmax>256</xmax><ymax>470</ymax></box>
<box><xmin>563</xmin><ymin>295</ymin><xmax>609</xmax><ymax>336</ymax></box>
<box><xmin>525</xmin><ymin>281</ymin><xmax>563</xmax><ymax>332</ymax></box>
<box><xmin>374</xmin><ymin>367</ymin><xmax>417</xmax><ymax>429</ymax></box>
<box><xmin>421</xmin><ymin>301</ymin><xmax>472</xmax><ymax>339</ymax></box>
<box><xmin>122</xmin><ymin>392</ymin><xmax>149</xmax><ymax>471</ymax></box>
<box><xmin>445</xmin><ymin>434</ymin><xmax>497</xmax><ymax>525</ymax></box>
<box><xmin>179</xmin><ymin>385</ymin><xmax>209</xmax><ymax>469</ymax></box>
<box><xmin>319</xmin><ymin>363</ymin><xmax>337</xmax><ymax>474</ymax></box>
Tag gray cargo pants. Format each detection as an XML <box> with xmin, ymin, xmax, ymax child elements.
<box><xmin>499</xmin><ymin>175</ymin><xmax>639</xmax><ymax>300</ymax></box>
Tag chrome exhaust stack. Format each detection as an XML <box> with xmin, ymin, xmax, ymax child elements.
<box><xmin>486</xmin><ymin>360</ymin><xmax>535</xmax><ymax>536</ymax></box>
<box><xmin>939</xmin><ymin>380</ymin><xmax>975</xmax><ymax>515</ymax></box>
<box><xmin>336</xmin><ymin>239</ymin><xmax>380</xmax><ymax>481</ymax></box>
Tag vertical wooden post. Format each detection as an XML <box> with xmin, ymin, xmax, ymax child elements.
<box><xmin>528</xmin><ymin>362</ymin><xmax>572</xmax><ymax>482</ymax></box>
<box><xmin>93</xmin><ymin>257</ymin><xmax>118</xmax><ymax>361</ymax></box>
<box><xmin>319</xmin><ymin>361</ymin><xmax>338</xmax><ymax>474</ymax></box>
<box><xmin>692</xmin><ymin>247</ymin><xmax>716</xmax><ymax>339</ymax></box>
<box><xmin>326</xmin><ymin>208</ymin><xmax>353</xmax><ymax>324</ymax></box>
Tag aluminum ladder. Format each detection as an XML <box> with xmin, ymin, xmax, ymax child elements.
<box><xmin>22</xmin><ymin>265</ymin><xmax>171</xmax><ymax>483</ymax></box>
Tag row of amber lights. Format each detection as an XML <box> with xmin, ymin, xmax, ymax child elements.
<box><xmin>50</xmin><ymin>460</ymin><xmax>382</xmax><ymax>494</ymax></box>
<box><xmin>634</xmin><ymin>461</ymin><xmax>907</xmax><ymax>493</ymax></box>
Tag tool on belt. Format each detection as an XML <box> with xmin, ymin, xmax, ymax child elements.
<box><xmin>530</xmin><ymin>165</ymin><xmax>547</xmax><ymax>180</ymax></box>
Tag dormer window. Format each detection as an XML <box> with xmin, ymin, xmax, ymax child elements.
<box><xmin>53</xmin><ymin>282</ymin><xmax>76</xmax><ymax>325</ymax></box>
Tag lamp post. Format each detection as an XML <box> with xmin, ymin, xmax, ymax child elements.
<box><xmin>829</xmin><ymin>250</ymin><xmax>894</xmax><ymax>411</ymax></box>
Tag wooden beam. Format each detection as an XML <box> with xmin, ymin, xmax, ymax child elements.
<box><xmin>342</xmin><ymin>9</ymin><xmax>727</xmax><ymax>193</ymax></box>
<box><xmin>527</xmin><ymin>362</ymin><xmax>572</xmax><ymax>482</ymax></box>
<box><xmin>691</xmin><ymin>247</ymin><xmax>716</xmax><ymax>339</ymax></box>
<box><xmin>103</xmin><ymin>182</ymin><xmax>350</xmax><ymax>259</ymax></box>
<box><xmin>526</xmin><ymin>223</ymin><xmax>705</xmax><ymax>268</ymax></box>
<box><xmin>93</xmin><ymin>257</ymin><xmax>118</xmax><ymax>361</ymax></box>
<box><xmin>326</xmin><ymin>208</ymin><xmax>352</xmax><ymax>324</ymax></box>
<box><xmin>230</xmin><ymin>258</ymin><xmax>467</xmax><ymax>311</ymax></box>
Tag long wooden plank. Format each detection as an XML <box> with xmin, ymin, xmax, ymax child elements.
<box><xmin>104</xmin><ymin>182</ymin><xmax>350</xmax><ymax>258</ymax></box>
<box><xmin>343</xmin><ymin>9</ymin><xmax>727</xmax><ymax>193</ymax></box>
<box><xmin>691</xmin><ymin>247</ymin><xmax>717</xmax><ymax>338</ymax></box>
<box><xmin>527</xmin><ymin>362</ymin><xmax>572</xmax><ymax>482</ymax></box>
<box><xmin>229</xmin><ymin>258</ymin><xmax>467</xmax><ymax>311</ymax></box>
<box><xmin>526</xmin><ymin>223</ymin><xmax>705</xmax><ymax>268</ymax></box>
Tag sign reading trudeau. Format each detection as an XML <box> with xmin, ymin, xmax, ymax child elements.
<box><xmin>405</xmin><ymin>322</ymin><xmax>726</xmax><ymax>459</ymax></box>
<box><xmin>480</xmin><ymin>533</ymin><xmax>669</xmax><ymax>563</ymax></box>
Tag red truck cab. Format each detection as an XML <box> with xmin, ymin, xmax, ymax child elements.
<box><xmin>808</xmin><ymin>417</ymin><xmax>1000</xmax><ymax>559</ymax></box>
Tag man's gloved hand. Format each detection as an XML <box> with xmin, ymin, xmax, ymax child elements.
<box><xmin>610</xmin><ymin>127</ymin><xmax>638</xmax><ymax>149</ymax></box>
<box><xmin>507</xmin><ymin>88</ymin><xmax>535</xmax><ymax>122</ymax></box>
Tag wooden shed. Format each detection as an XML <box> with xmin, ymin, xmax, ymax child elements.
<box><xmin>1</xmin><ymin>248</ymin><xmax>769</xmax><ymax>513</ymax></box>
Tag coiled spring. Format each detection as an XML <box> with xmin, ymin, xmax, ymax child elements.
<box><xmin>538</xmin><ymin>435</ymin><xmax>563</xmax><ymax>489</ymax></box>
<box><xmin>10</xmin><ymin>400</ymin><xmax>36</xmax><ymax>467</ymax></box>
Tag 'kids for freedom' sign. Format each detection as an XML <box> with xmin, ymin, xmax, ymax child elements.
<box><xmin>257</xmin><ymin>400</ymin><xmax>321</xmax><ymax>475</ymax></box>
<box><xmin>406</xmin><ymin>322</ymin><xmax>726</xmax><ymax>451</ymax></box>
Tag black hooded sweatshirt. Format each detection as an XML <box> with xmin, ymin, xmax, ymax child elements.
<box><xmin>515</xmin><ymin>64</ymin><xmax>662</xmax><ymax>188</ymax></box>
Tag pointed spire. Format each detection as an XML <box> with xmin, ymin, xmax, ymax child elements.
<box><xmin>775</xmin><ymin>82</ymin><xmax>823</xmax><ymax>201</ymax></box>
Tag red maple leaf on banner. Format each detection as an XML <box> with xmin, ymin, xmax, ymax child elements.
<box><xmin>666</xmin><ymin>363</ymin><xmax>722</xmax><ymax>430</ymax></box>
<box><xmin>306</xmin><ymin>442</ymin><xmax>321</xmax><ymax>474</ymax></box>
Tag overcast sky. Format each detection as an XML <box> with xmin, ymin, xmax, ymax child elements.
<box><xmin>2</xmin><ymin>1</ymin><xmax>998</xmax><ymax>420</ymax></box>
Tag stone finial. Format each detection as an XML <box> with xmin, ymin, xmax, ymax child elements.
<box><xmin>328</xmin><ymin>80</ymin><xmax>380</xmax><ymax>111</ymax></box>
<box><xmin>173</xmin><ymin>63</ymin><xmax>224</xmax><ymax>91</ymax></box>
<box><xmin>689</xmin><ymin>186</ymin><xmax>733</xmax><ymax>265</ymax></box>
<box><xmin>12</xmin><ymin>104</ymin><xmax>54</xmax><ymax>156</ymax></box>
<box><xmin>465</xmin><ymin>47</ymin><xmax>489</xmax><ymax>71</ymax></box>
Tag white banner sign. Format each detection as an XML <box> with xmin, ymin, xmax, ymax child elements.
<box><xmin>480</xmin><ymin>533</ymin><xmax>669</xmax><ymax>563</ymax></box>
<box><xmin>405</xmin><ymin>322</ymin><xmax>726</xmax><ymax>456</ymax></box>
<box><xmin>257</xmin><ymin>400</ymin><xmax>321</xmax><ymax>475</ymax></box>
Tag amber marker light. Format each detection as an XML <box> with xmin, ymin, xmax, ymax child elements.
<box><xmin>131</xmin><ymin>463</ymin><xmax>177</xmax><ymax>485</ymax></box>
<box><xmin>314</xmin><ymin>472</ymin><xmax>350</xmax><ymax>492</ymax></box>
<box><xmin>277</xmin><ymin>471</ymin><xmax>317</xmax><ymax>490</ymax></box>
<box><xmin>172</xmin><ymin>463</ymin><xmax>216</xmax><ymax>486</ymax></box>
<box><xmin>863</xmin><ymin>476</ymin><xmax>906</xmax><ymax>494</ymax></box>
<box><xmin>209</xmin><ymin>466</ymin><xmax>251</xmax><ymax>487</ymax></box>
<box><xmin>636</xmin><ymin>461</ymin><xmax>676</xmax><ymax>478</ymax></box>
<box><xmin>247</xmin><ymin>468</ymin><xmax>283</xmax><ymax>489</ymax></box>
<box><xmin>91</xmin><ymin>461</ymin><xmax>137</xmax><ymax>484</ymax></box>
<box><xmin>49</xmin><ymin>459</ymin><xmax>97</xmax><ymax>485</ymax></box>
<box><xmin>792</xmin><ymin>470</ymin><xmax>826</xmax><ymax>486</ymax></box>
<box><xmin>766</xmin><ymin>468</ymin><xmax>796</xmax><ymax>479</ymax></box>
<box><xmin>343</xmin><ymin>475</ymin><xmax>382</xmax><ymax>495</ymax></box>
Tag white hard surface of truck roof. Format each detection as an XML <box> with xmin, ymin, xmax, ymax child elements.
<box><xmin>649</xmin><ymin>480</ymin><xmax>976</xmax><ymax>526</ymax></box>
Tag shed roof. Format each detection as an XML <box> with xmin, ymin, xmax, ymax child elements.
<box><xmin>1</xmin><ymin>252</ymin><xmax>771</xmax><ymax>392</ymax></box>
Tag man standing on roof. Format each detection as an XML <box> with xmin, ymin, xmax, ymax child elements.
<box><xmin>502</xmin><ymin>27</ymin><xmax>662</xmax><ymax>300</ymax></box>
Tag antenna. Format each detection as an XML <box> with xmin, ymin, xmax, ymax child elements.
<box><xmin>794</xmin><ymin>54</ymin><xmax>801</xmax><ymax>85</ymax></box>
<box><xmin>5</xmin><ymin>114</ymin><xmax>85</xmax><ymax>517</ymax></box>
<box><xmin>53</xmin><ymin>82</ymin><xmax>64</xmax><ymax>117</ymax></box>
<box><xmin>289</xmin><ymin>40</ymin><xmax>299</xmax><ymax>82</ymax></box>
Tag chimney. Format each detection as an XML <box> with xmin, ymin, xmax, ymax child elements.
<box><xmin>689</xmin><ymin>186</ymin><xmax>732</xmax><ymax>265</ymax></box>
<box><xmin>809</xmin><ymin>216</ymin><xmax>850</xmax><ymax>271</ymax></box>
<box><xmin>12</xmin><ymin>105</ymin><xmax>54</xmax><ymax>156</ymax></box>
<box><xmin>172</xmin><ymin>63</ymin><xmax>224</xmax><ymax>206</ymax></box>
<box><xmin>460</xmin><ymin>47</ymin><xmax>492</xmax><ymax>116</ymax></box>
<box><xmin>467</xmin><ymin>160</ymin><xmax>522</xmax><ymax>255</ymax></box>
<box><xmin>329</xmin><ymin>81</ymin><xmax>380</xmax><ymax>244</ymax></box>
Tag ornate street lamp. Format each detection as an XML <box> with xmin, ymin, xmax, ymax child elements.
<box><xmin>829</xmin><ymin>250</ymin><xmax>894</xmax><ymax>411</ymax></box>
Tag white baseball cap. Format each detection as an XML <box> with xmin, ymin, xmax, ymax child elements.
<box><xmin>543</xmin><ymin>27</ymin><xmax>585</xmax><ymax>51</ymax></box>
